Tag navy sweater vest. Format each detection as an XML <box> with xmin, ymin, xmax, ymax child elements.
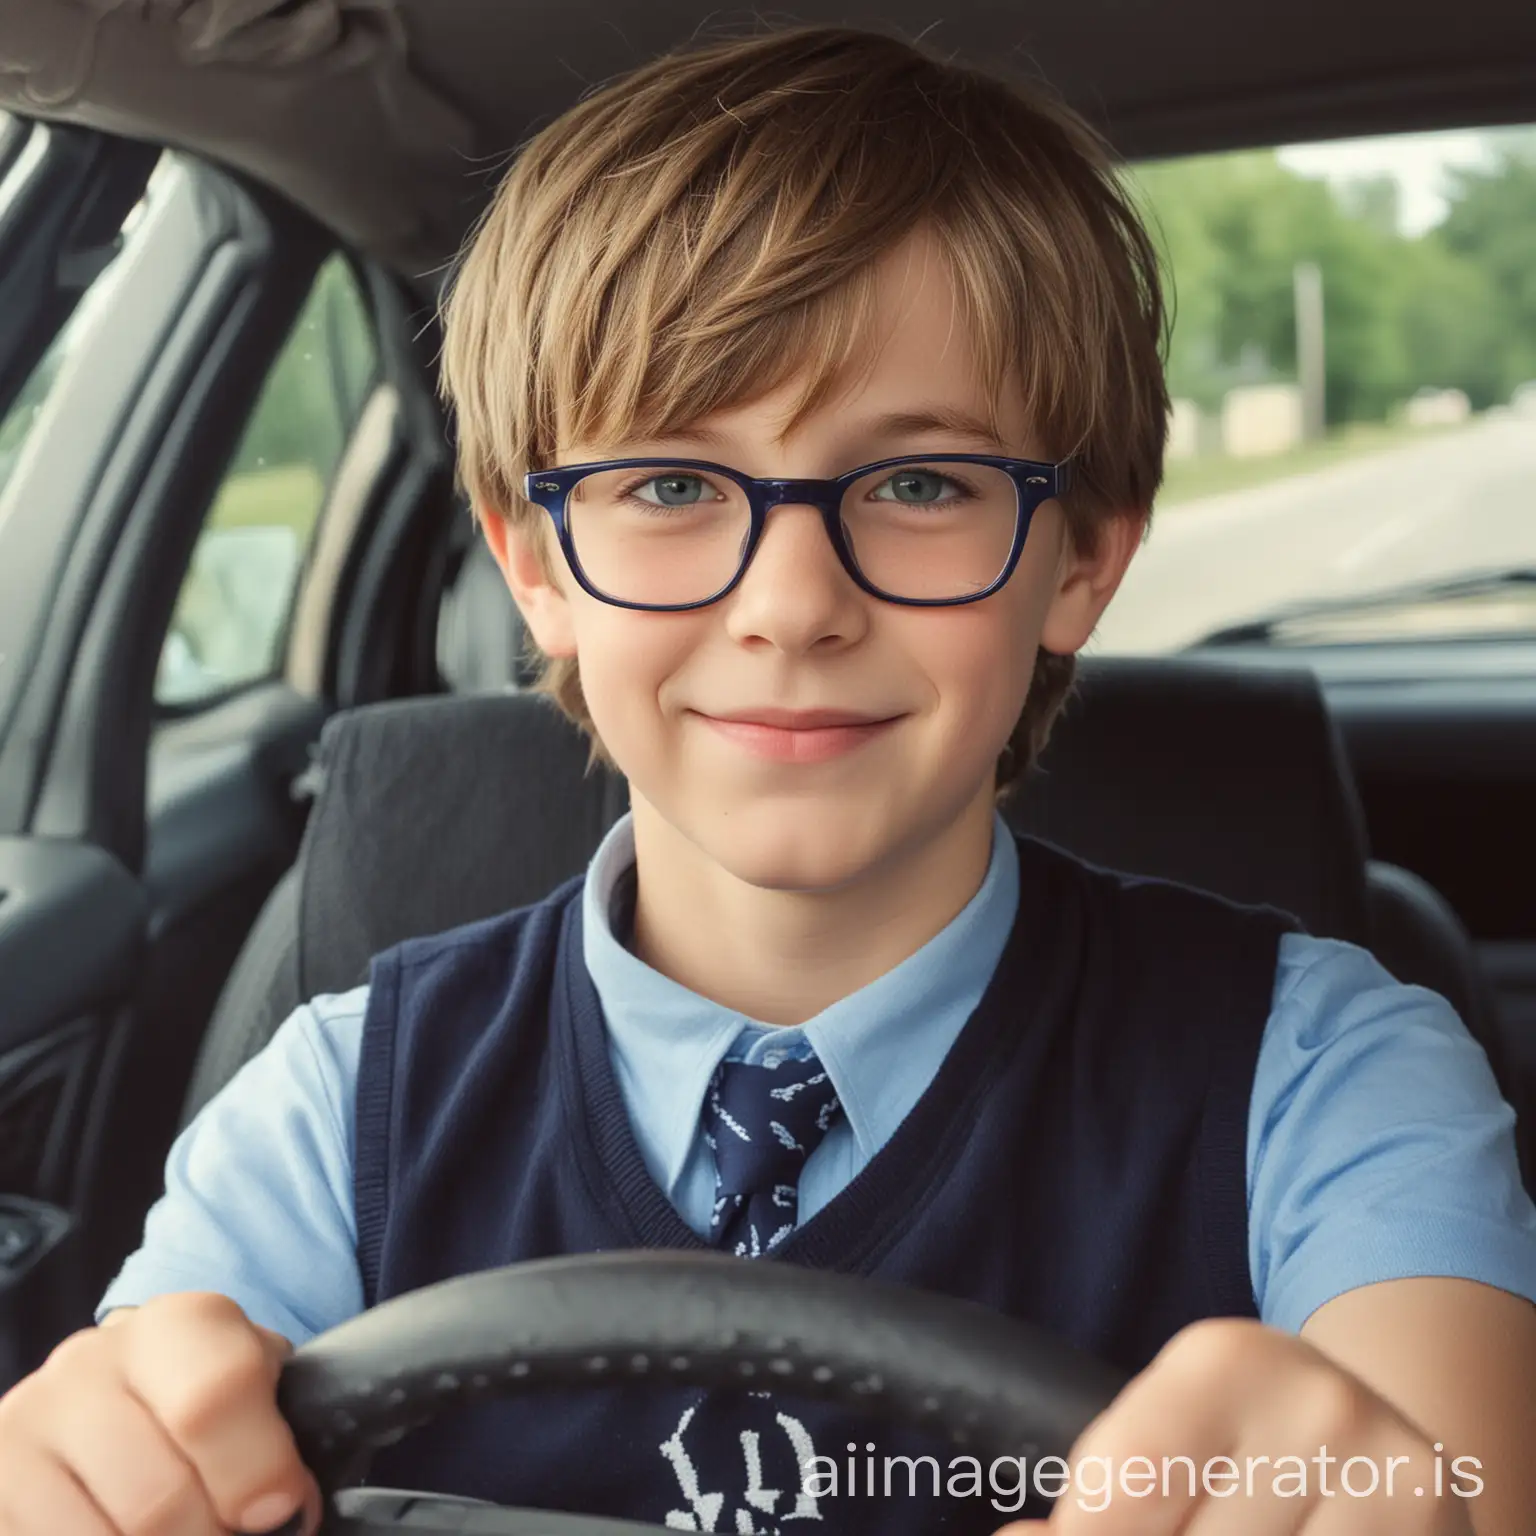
<box><xmin>352</xmin><ymin>833</ymin><xmax>1294</xmax><ymax>1532</ymax></box>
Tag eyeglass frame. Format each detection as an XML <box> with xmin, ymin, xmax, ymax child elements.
<box><xmin>522</xmin><ymin>452</ymin><xmax>1074</xmax><ymax>611</ymax></box>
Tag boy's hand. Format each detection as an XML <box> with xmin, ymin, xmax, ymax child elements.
<box><xmin>0</xmin><ymin>1292</ymin><xmax>321</xmax><ymax>1536</ymax></box>
<box><xmin>1000</xmin><ymin>1317</ymin><xmax>1477</xmax><ymax>1533</ymax></box>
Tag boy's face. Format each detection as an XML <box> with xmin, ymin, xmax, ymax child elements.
<box><xmin>484</xmin><ymin>225</ymin><xmax>1143</xmax><ymax>895</ymax></box>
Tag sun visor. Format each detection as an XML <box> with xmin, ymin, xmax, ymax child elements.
<box><xmin>0</xmin><ymin>0</ymin><xmax>478</xmax><ymax>275</ymax></box>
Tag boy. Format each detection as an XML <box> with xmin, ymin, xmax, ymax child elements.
<box><xmin>1</xmin><ymin>21</ymin><xmax>1534</xmax><ymax>1536</ymax></box>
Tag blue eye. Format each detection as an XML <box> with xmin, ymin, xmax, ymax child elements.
<box><xmin>871</xmin><ymin>469</ymin><xmax>975</xmax><ymax>505</ymax></box>
<box><xmin>636</xmin><ymin>474</ymin><xmax>706</xmax><ymax>506</ymax></box>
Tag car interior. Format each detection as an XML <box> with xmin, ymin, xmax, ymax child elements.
<box><xmin>0</xmin><ymin>0</ymin><xmax>1533</xmax><ymax>1478</ymax></box>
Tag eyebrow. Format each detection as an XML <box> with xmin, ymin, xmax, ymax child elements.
<box><xmin>664</xmin><ymin>406</ymin><xmax>1008</xmax><ymax>454</ymax></box>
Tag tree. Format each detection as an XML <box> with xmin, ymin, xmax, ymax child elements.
<box><xmin>1129</xmin><ymin>150</ymin><xmax>1410</xmax><ymax>424</ymax></box>
<box><xmin>230</xmin><ymin>257</ymin><xmax>377</xmax><ymax>480</ymax></box>
<box><xmin>1127</xmin><ymin>133</ymin><xmax>1536</xmax><ymax>427</ymax></box>
<box><xmin>1437</xmin><ymin>142</ymin><xmax>1536</xmax><ymax>399</ymax></box>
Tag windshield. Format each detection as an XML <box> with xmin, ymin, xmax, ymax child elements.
<box><xmin>1094</xmin><ymin>124</ymin><xmax>1536</xmax><ymax>652</ymax></box>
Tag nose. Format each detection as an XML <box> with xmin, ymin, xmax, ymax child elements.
<box><xmin>722</xmin><ymin>496</ymin><xmax>866</xmax><ymax>652</ymax></box>
<box><xmin>757</xmin><ymin>480</ymin><xmax>840</xmax><ymax>515</ymax></box>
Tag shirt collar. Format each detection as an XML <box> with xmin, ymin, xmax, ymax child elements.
<box><xmin>583</xmin><ymin>811</ymin><xmax>1021</xmax><ymax>1192</ymax></box>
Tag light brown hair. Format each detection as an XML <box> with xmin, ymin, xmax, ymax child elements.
<box><xmin>440</xmin><ymin>22</ymin><xmax>1168</xmax><ymax>795</ymax></box>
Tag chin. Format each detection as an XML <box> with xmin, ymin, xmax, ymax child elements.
<box><xmin>690</xmin><ymin>793</ymin><xmax>923</xmax><ymax>894</ymax></box>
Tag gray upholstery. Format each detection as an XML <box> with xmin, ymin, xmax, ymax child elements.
<box><xmin>436</xmin><ymin>540</ymin><xmax>531</xmax><ymax>695</ymax></box>
<box><xmin>181</xmin><ymin>693</ymin><xmax>623</xmax><ymax>1126</ymax></box>
<box><xmin>1003</xmin><ymin>659</ymin><xmax>1372</xmax><ymax>946</ymax></box>
<box><xmin>1364</xmin><ymin>862</ymin><xmax>1502</xmax><ymax>1073</ymax></box>
<box><xmin>181</xmin><ymin>867</ymin><xmax>302</xmax><ymax>1124</ymax></box>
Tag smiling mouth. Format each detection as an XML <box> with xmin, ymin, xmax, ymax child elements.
<box><xmin>691</xmin><ymin>709</ymin><xmax>903</xmax><ymax>764</ymax></box>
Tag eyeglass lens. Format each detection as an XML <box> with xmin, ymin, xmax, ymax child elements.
<box><xmin>564</xmin><ymin>459</ymin><xmax>1021</xmax><ymax>604</ymax></box>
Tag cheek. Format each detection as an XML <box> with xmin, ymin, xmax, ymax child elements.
<box><xmin>565</xmin><ymin>605</ymin><xmax>694</xmax><ymax>755</ymax></box>
<box><xmin>903</xmin><ymin>591</ymin><xmax>1044</xmax><ymax>744</ymax></box>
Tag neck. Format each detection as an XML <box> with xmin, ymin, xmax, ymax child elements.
<box><xmin>625</xmin><ymin>790</ymin><xmax>998</xmax><ymax>1026</ymax></box>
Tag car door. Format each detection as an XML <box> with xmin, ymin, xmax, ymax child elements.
<box><xmin>0</xmin><ymin>114</ymin><xmax>452</xmax><ymax>1386</ymax></box>
<box><xmin>0</xmin><ymin>113</ymin><xmax>162</xmax><ymax>1386</ymax></box>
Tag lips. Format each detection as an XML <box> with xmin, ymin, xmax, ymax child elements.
<box><xmin>702</xmin><ymin>707</ymin><xmax>901</xmax><ymax>730</ymax></box>
<box><xmin>691</xmin><ymin>707</ymin><xmax>903</xmax><ymax>764</ymax></box>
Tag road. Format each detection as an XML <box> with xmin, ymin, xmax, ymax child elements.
<box><xmin>1092</xmin><ymin>411</ymin><xmax>1536</xmax><ymax>653</ymax></box>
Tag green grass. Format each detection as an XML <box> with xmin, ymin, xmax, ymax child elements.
<box><xmin>207</xmin><ymin>463</ymin><xmax>325</xmax><ymax>538</ymax></box>
<box><xmin>1158</xmin><ymin>419</ymin><xmax>1462</xmax><ymax>508</ymax></box>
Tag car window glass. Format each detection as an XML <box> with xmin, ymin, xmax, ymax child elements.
<box><xmin>0</xmin><ymin>154</ymin><xmax>166</xmax><ymax>503</ymax></box>
<box><xmin>1097</xmin><ymin>123</ymin><xmax>1536</xmax><ymax>652</ymax></box>
<box><xmin>156</xmin><ymin>254</ymin><xmax>379</xmax><ymax>707</ymax></box>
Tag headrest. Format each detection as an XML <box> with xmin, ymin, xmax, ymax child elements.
<box><xmin>293</xmin><ymin>657</ymin><xmax>1369</xmax><ymax>999</ymax></box>
<box><xmin>1003</xmin><ymin>657</ymin><xmax>1370</xmax><ymax>943</ymax></box>
<box><xmin>296</xmin><ymin>691</ymin><xmax>627</xmax><ymax>999</ymax></box>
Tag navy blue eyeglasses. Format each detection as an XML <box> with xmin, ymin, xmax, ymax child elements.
<box><xmin>522</xmin><ymin>452</ymin><xmax>1073</xmax><ymax>611</ymax></box>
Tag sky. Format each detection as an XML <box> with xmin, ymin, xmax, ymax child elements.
<box><xmin>1278</xmin><ymin>130</ymin><xmax>1496</xmax><ymax>236</ymax></box>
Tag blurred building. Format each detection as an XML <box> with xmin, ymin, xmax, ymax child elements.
<box><xmin>1222</xmin><ymin>383</ymin><xmax>1304</xmax><ymax>457</ymax></box>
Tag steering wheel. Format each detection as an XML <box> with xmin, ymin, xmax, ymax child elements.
<box><xmin>269</xmin><ymin>1251</ymin><xmax>1125</xmax><ymax>1536</ymax></box>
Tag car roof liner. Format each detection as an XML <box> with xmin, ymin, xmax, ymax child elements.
<box><xmin>0</xmin><ymin>0</ymin><xmax>477</xmax><ymax>283</ymax></box>
<box><xmin>1</xmin><ymin>0</ymin><xmax>1534</xmax><ymax>285</ymax></box>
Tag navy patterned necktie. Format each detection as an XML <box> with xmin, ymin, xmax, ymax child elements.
<box><xmin>703</xmin><ymin>1051</ymin><xmax>844</xmax><ymax>1258</ymax></box>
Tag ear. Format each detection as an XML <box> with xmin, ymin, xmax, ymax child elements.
<box><xmin>1037</xmin><ymin>506</ymin><xmax>1147</xmax><ymax>655</ymax></box>
<box><xmin>478</xmin><ymin>506</ymin><xmax>578</xmax><ymax>659</ymax></box>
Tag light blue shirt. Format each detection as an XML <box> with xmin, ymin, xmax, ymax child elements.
<box><xmin>99</xmin><ymin>812</ymin><xmax>1536</xmax><ymax>1346</ymax></box>
<box><xmin>585</xmin><ymin>814</ymin><xmax>1022</xmax><ymax>1237</ymax></box>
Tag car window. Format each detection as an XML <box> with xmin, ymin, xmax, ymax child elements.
<box><xmin>1097</xmin><ymin>124</ymin><xmax>1536</xmax><ymax>652</ymax></box>
<box><xmin>0</xmin><ymin>320</ymin><xmax>73</xmax><ymax>502</ymax></box>
<box><xmin>156</xmin><ymin>254</ymin><xmax>380</xmax><ymax>707</ymax></box>
<box><xmin>0</xmin><ymin>153</ymin><xmax>164</xmax><ymax>504</ymax></box>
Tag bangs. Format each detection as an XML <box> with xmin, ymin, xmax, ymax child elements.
<box><xmin>442</xmin><ymin>23</ymin><xmax>1167</xmax><ymax>535</ymax></box>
